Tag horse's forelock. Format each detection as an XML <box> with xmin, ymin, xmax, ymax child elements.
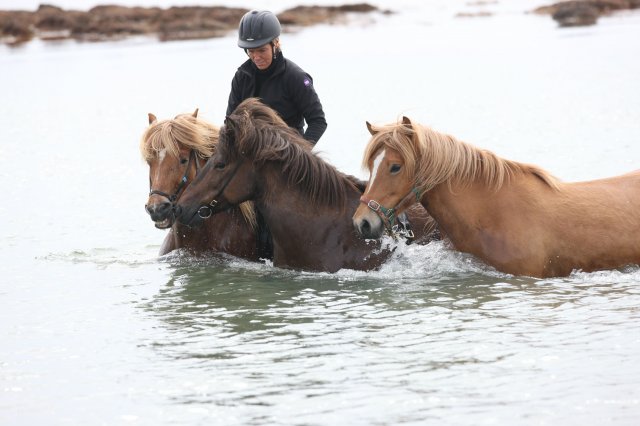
<box><xmin>363</xmin><ymin>122</ymin><xmax>420</xmax><ymax>182</ymax></box>
<box><xmin>141</xmin><ymin>120</ymin><xmax>177</xmax><ymax>162</ymax></box>
<box><xmin>140</xmin><ymin>115</ymin><xmax>218</xmax><ymax>162</ymax></box>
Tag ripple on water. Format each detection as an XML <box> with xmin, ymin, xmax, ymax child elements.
<box><xmin>33</xmin><ymin>235</ymin><xmax>640</xmax><ymax>424</ymax></box>
<box><xmin>121</xmin><ymin>236</ymin><xmax>640</xmax><ymax>424</ymax></box>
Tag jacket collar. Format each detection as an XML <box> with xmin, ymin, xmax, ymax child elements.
<box><xmin>239</xmin><ymin>51</ymin><xmax>286</xmax><ymax>77</ymax></box>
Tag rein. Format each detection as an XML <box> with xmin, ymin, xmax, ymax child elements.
<box><xmin>149</xmin><ymin>149</ymin><xmax>201</xmax><ymax>203</ymax></box>
<box><xmin>360</xmin><ymin>187</ymin><xmax>422</xmax><ymax>238</ymax></box>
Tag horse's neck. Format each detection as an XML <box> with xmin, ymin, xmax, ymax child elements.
<box><xmin>256</xmin><ymin>166</ymin><xmax>360</xmax><ymax>222</ymax></box>
<box><xmin>425</xmin><ymin>181</ymin><xmax>494</xmax><ymax>244</ymax></box>
<box><xmin>426</xmin><ymin>176</ymin><xmax>540</xmax><ymax>249</ymax></box>
<box><xmin>256</xmin><ymin>165</ymin><xmax>359</xmax><ymax>236</ymax></box>
<box><xmin>255</xmin><ymin>164</ymin><xmax>384</xmax><ymax>271</ymax></box>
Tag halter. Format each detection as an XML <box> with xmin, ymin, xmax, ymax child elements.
<box><xmin>149</xmin><ymin>149</ymin><xmax>201</xmax><ymax>203</ymax></box>
<box><xmin>360</xmin><ymin>187</ymin><xmax>422</xmax><ymax>238</ymax></box>
<box><xmin>196</xmin><ymin>160</ymin><xmax>240</xmax><ymax>219</ymax></box>
<box><xmin>197</xmin><ymin>198</ymin><xmax>218</xmax><ymax>219</ymax></box>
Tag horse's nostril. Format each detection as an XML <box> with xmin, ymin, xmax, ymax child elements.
<box><xmin>361</xmin><ymin>219</ymin><xmax>371</xmax><ymax>234</ymax></box>
<box><xmin>146</xmin><ymin>202</ymin><xmax>174</xmax><ymax>221</ymax></box>
<box><xmin>157</xmin><ymin>202</ymin><xmax>172</xmax><ymax>214</ymax></box>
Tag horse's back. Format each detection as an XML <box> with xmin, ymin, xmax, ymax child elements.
<box><xmin>563</xmin><ymin>170</ymin><xmax>640</xmax><ymax>213</ymax></box>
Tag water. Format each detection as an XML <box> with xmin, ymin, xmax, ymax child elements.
<box><xmin>1</xmin><ymin>1</ymin><xmax>640</xmax><ymax>424</ymax></box>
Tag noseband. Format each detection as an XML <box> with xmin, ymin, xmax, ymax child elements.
<box><xmin>149</xmin><ymin>149</ymin><xmax>201</xmax><ymax>204</ymax></box>
<box><xmin>360</xmin><ymin>187</ymin><xmax>422</xmax><ymax>238</ymax></box>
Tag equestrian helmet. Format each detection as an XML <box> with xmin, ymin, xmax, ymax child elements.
<box><xmin>237</xmin><ymin>10</ymin><xmax>281</xmax><ymax>49</ymax></box>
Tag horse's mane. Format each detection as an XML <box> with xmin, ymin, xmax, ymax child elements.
<box><xmin>225</xmin><ymin>98</ymin><xmax>360</xmax><ymax>208</ymax></box>
<box><xmin>140</xmin><ymin>112</ymin><xmax>219</xmax><ymax>162</ymax></box>
<box><xmin>364</xmin><ymin>119</ymin><xmax>560</xmax><ymax>193</ymax></box>
<box><xmin>140</xmin><ymin>111</ymin><xmax>257</xmax><ymax>228</ymax></box>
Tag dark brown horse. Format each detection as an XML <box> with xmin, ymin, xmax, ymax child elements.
<box><xmin>174</xmin><ymin>99</ymin><xmax>438</xmax><ymax>272</ymax></box>
<box><xmin>140</xmin><ymin>109</ymin><xmax>265</xmax><ymax>260</ymax></box>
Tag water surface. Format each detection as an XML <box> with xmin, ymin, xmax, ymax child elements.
<box><xmin>1</xmin><ymin>1</ymin><xmax>640</xmax><ymax>424</ymax></box>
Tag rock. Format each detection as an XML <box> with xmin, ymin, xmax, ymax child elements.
<box><xmin>533</xmin><ymin>0</ymin><xmax>640</xmax><ymax>27</ymax></box>
<box><xmin>455</xmin><ymin>11</ymin><xmax>494</xmax><ymax>18</ymax></box>
<box><xmin>0</xmin><ymin>11</ymin><xmax>33</xmax><ymax>44</ymax></box>
<box><xmin>553</xmin><ymin>1</ymin><xmax>600</xmax><ymax>26</ymax></box>
<box><xmin>157</xmin><ymin>7</ymin><xmax>246</xmax><ymax>41</ymax></box>
<box><xmin>278</xmin><ymin>4</ymin><xmax>377</xmax><ymax>26</ymax></box>
<box><xmin>0</xmin><ymin>3</ymin><xmax>380</xmax><ymax>45</ymax></box>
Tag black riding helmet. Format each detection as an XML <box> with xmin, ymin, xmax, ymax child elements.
<box><xmin>237</xmin><ymin>10</ymin><xmax>281</xmax><ymax>49</ymax></box>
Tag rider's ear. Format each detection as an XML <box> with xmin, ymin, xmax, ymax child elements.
<box><xmin>192</xmin><ymin>108</ymin><xmax>199</xmax><ymax>118</ymax></box>
<box><xmin>366</xmin><ymin>121</ymin><xmax>378</xmax><ymax>136</ymax></box>
<box><xmin>148</xmin><ymin>113</ymin><xmax>157</xmax><ymax>125</ymax></box>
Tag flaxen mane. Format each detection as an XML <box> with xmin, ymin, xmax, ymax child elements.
<box><xmin>140</xmin><ymin>112</ymin><xmax>256</xmax><ymax>228</ymax></box>
<box><xmin>227</xmin><ymin>98</ymin><xmax>360</xmax><ymax>208</ymax></box>
<box><xmin>364</xmin><ymin>119</ymin><xmax>560</xmax><ymax>193</ymax></box>
<box><xmin>140</xmin><ymin>113</ymin><xmax>218</xmax><ymax>162</ymax></box>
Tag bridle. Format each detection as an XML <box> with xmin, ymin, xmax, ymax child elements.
<box><xmin>359</xmin><ymin>187</ymin><xmax>422</xmax><ymax>238</ymax></box>
<box><xmin>196</xmin><ymin>157</ymin><xmax>242</xmax><ymax>219</ymax></box>
<box><xmin>149</xmin><ymin>149</ymin><xmax>201</xmax><ymax>204</ymax></box>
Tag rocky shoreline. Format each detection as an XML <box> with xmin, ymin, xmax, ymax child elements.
<box><xmin>2</xmin><ymin>1</ymin><xmax>639</xmax><ymax>46</ymax></box>
<box><xmin>533</xmin><ymin>0</ymin><xmax>640</xmax><ymax>27</ymax></box>
<box><xmin>0</xmin><ymin>3</ymin><xmax>380</xmax><ymax>45</ymax></box>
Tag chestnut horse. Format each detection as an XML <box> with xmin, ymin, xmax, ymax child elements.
<box><xmin>141</xmin><ymin>109</ymin><xmax>265</xmax><ymax>260</ymax></box>
<box><xmin>352</xmin><ymin>116</ymin><xmax>640</xmax><ymax>278</ymax></box>
<box><xmin>174</xmin><ymin>99</ymin><xmax>438</xmax><ymax>272</ymax></box>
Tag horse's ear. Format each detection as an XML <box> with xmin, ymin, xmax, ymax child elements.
<box><xmin>148</xmin><ymin>113</ymin><xmax>157</xmax><ymax>125</ymax></box>
<box><xmin>402</xmin><ymin>116</ymin><xmax>413</xmax><ymax>129</ymax></box>
<box><xmin>224</xmin><ymin>115</ymin><xmax>235</xmax><ymax>128</ymax></box>
<box><xmin>366</xmin><ymin>121</ymin><xmax>377</xmax><ymax>136</ymax></box>
<box><xmin>192</xmin><ymin>108</ymin><xmax>199</xmax><ymax>118</ymax></box>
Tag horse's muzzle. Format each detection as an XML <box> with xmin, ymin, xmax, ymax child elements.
<box><xmin>146</xmin><ymin>202</ymin><xmax>175</xmax><ymax>229</ymax></box>
<box><xmin>353</xmin><ymin>216</ymin><xmax>383</xmax><ymax>239</ymax></box>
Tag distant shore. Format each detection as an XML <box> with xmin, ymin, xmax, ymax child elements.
<box><xmin>532</xmin><ymin>0</ymin><xmax>640</xmax><ymax>27</ymax></box>
<box><xmin>0</xmin><ymin>3</ymin><xmax>382</xmax><ymax>45</ymax></box>
<box><xmin>2</xmin><ymin>1</ymin><xmax>639</xmax><ymax>46</ymax></box>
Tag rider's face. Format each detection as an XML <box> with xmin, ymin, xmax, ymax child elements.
<box><xmin>246</xmin><ymin>43</ymin><xmax>273</xmax><ymax>70</ymax></box>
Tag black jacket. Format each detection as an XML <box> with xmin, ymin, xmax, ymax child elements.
<box><xmin>226</xmin><ymin>52</ymin><xmax>327</xmax><ymax>144</ymax></box>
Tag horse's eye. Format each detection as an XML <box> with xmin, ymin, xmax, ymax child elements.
<box><xmin>180</xmin><ymin>158</ymin><xmax>188</xmax><ymax>165</ymax></box>
<box><xmin>390</xmin><ymin>164</ymin><xmax>402</xmax><ymax>174</ymax></box>
<box><xmin>214</xmin><ymin>161</ymin><xmax>226</xmax><ymax>170</ymax></box>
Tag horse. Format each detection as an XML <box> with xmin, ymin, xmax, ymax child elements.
<box><xmin>140</xmin><ymin>109</ymin><xmax>266</xmax><ymax>260</ymax></box>
<box><xmin>352</xmin><ymin>116</ymin><xmax>640</xmax><ymax>278</ymax></box>
<box><xmin>174</xmin><ymin>98</ymin><xmax>439</xmax><ymax>273</ymax></box>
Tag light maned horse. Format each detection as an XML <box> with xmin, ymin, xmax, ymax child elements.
<box><xmin>353</xmin><ymin>117</ymin><xmax>640</xmax><ymax>278</ymax></box>
<box><xmin>141</xmin><ymin>109</ymin><xmax>264</xmax><ymax>259</ymax></box>
<box><xmin>175</xmin><ymin>99</ymin><xmax>439</xmax><ymax>272</ymax></box>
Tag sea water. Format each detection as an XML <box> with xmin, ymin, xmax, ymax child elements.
<box><xmin>1</xmin><ymin>1</ymin><xmax>640</xmax><ymax>424</ymax></box>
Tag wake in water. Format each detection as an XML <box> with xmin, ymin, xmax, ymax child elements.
<box><xmin>40</xmin><ymin>236</ymin><xmax>640</xmax><ymax>287</ymax></box>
